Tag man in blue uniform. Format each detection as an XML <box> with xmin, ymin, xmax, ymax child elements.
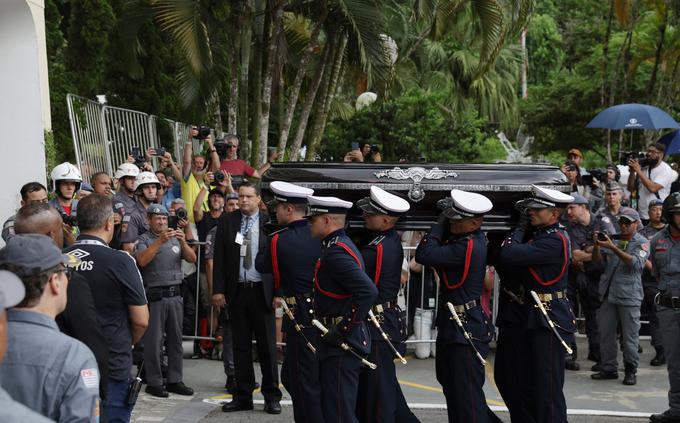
<box><xmin>307</xmin><ymin>195</ymin><xmax>378</xmax><ymax>423</ymax></box>
<box><xmin>355</xmin><ymin>186</ymin><xmax>417</xmax><ymax>423</ymax></box>
<box><xmin>416</xmin><ymin>189</ymin><xmax>500</xmax><ymax>423</ymax></box>
<box><xmin>255</xmin><ymin>181</ymin><xmax>323</xmax><ymax>423</ymax></box>
<box><xmin>499</xmin><ymin>185</ymin><xmax>577</xmax><ymax>423</ymax></box>
<box><xmin>649</xmin><ymin>193</ymin><xmax>680</xmax><ymax>423</ymax></box>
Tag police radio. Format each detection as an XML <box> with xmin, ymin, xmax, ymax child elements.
<box><xmin>126</xmin><ymin>361</ymin><xmax>144</xmax><ymax>406</ymax></box>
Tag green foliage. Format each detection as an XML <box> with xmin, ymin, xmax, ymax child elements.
<box><xmin>322</xmin><ymin>90</ymin><xmax>505</xmax><ymax>163</ymax></box>
<box><xmin>526</xmin><ymin>13</ymin><xmax>564</xmax><ymax>84</ymax></box>
<box><xmin>44</xmin><ymin>130</ymin><xmax>58</xmax><ymax>174</ymax></box>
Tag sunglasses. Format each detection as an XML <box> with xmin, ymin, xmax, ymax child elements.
<box><xmin>225</xmin><ymin>144</ymin><xmax>237</xmax><ymax>149</ymax></box>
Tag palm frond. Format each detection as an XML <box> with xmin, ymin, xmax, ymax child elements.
<box><xmin>471</xmin><ymin>0</ymin><xmax>507</xmax><ymax>79</ymax></box>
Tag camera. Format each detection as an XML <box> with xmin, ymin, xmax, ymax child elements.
<box><xmin>193</xmin><ymin>125</ymin><xmax>211</xmax><ymax>141</ymax></box>
<box><xmin>130</xmin><ymin>146</ymin><xmax>146</xmax><ymax>169</ymax></box>
<box><xmin>620</xmin><ymin>152</ymin><xmax>652</xmax><ymax>168</ymax></box>
<box><xmin>176</xmin><ymin>208</ymin><xmax>188</xmax><ymax>220</ymax></box>
<box><xmin>215</xmin><ymin>142</ymin><xmax>229</xmax><ymax>159</ymax></box>
<box><xmin>214</xmin><ymin>170</ymin><xmax>225</xmax><ymax>183</ymax></box>
<box><xmin>582</xmin><ymin>168</ymin><xmax>607</xmax><ymax>187</ymax></box>
<box><xmin>370</xmin><ymin>144</ymin><xmax>380</xmax><ymax>153</ymax></box>
<box><xmin>60</xmin><ymin>212</ymin><xmax>77</xmax><ymax>227</ymax></box>
<box><xmin>152</xmin><ymin>147</ymin><xmax>166</xmax><ymax>157</ymax></box>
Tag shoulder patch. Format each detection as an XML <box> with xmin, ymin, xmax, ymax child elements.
<box><xmin>641</xmin><ymin>243</ymin><xmax>649</xmax><ymax>251</ymax></box>
<box><xmin>640</xmin><ymin>250</ymin><xmax>648</xmax><ymax>258</ymax></box>
<box><xmin>80</xmin><ymin>368</ymin><xmax>99</xmax><ymax>389</ymax></box>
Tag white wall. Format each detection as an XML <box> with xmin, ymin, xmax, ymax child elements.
<box><xmin>0</xmin><ymin>0</ymin><xmax>50</xmax><ymax>244</ymax></box>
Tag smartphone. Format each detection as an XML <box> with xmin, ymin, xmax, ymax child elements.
<box><xmin>168</xmin><ymin>216</ymin><xmax>179</xmax><ymax>230</ymax></box>
<box><xmin>351</xmin><ymin>142</ymin><xmax>359</xmax><ymax>150</ymax></box>
<box><xmin>153</xmin><ymin>147</ymin><xmax>166</xmax><ymax>157</ymax></box>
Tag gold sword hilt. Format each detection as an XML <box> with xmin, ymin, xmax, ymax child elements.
<box><xmin>367</xmin><ymin>310</ymin><xmax>407</xmax><ymax>364</ymax></box>
<box><xmin>311</xmin><ymin>319</ymin><xmax>377</xmax><ymax>369</ymax></box>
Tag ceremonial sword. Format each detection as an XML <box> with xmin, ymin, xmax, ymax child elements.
<box><xmin>529</xmin><ymin>290</ymin><xmax>573</xmax><ymax>354</ymax></box>
<box><xmin>281</xmin><ymin>300</ymin><xmax>316</xmax><ymax>354</ymax></box>
<box><xmin>311</xmin><ymin>319</ymin><xmax>377</xmax><ymax>369</ymax></box>
<box><xmin>367</xmin><ymin>310</ymin><xmax>407</xmax><ymax>364</ymax></box>
<box><xmin>445</xmin><ymin>302</ymin><xmax>486</xmax><ymax>365</ymax></box>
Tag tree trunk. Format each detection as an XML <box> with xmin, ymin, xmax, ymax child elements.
<box><xmin>238</xmin><ymin>2</ymin><xmax>252</xmax><ymax>155</ymax></box>
<box><xmin>250</xmin><ymin>24</ymin><xmax>264</xmax><ymax>165</ymax></box>
<box><xmin>275</xmin><ymin>1</ymin><xmax>329</xmax><ymax>158</ymax></box>
<box><xmin>646</xmin><ymin>15</ymin><xmax>667</xmax><ymax>98</ymax></box>
<box><xmin>227</xmin><ymin>1</ymin><xmax>245</xmax><ymax>135</ymax></box>
<box><xmin>257</xmin><ymin>0</ymin><xmax>284</xmax><ymax>166</ymax></box>
<box><xmin>289</xmin><ymin>37</ymin><xmax>333</xmax><ymax>162</ymax></box>
<box><xmin>600</xmin><ymin>0</ymin><xmax>615</xmax><ymax>107</ymax></box>
<box><xmin>305</xmin><ymin>34</ymin><xmax>348</xmax><ymax>161</ymax></box>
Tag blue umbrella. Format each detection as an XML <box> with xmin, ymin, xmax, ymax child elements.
<box><xmin>659</xmin><ymin>130</ymin><xmax>680</xmax><ymax>155</ymax></box>
<box><xmin>586</xmin><ymin>103</ymin><xmax>680</xmax><ymax>130</ymax></box>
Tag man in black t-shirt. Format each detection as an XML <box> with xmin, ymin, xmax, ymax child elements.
<box><xmin>64</xmin><ymin>194</ymin><xmax>148</xmax><ymax>423</ymax></box>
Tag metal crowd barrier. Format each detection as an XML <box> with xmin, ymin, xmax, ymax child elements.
<box><xmin>66</xmin><ymin>94</ymin><xmax>191</xmax><ymax>181</ymax></box>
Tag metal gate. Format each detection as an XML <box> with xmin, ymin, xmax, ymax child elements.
<box><xmin>66</xmin><ymin>94</ymin><xmax>191</xmax><ymax>181</ymax></box>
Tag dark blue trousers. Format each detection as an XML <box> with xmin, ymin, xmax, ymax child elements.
<box><xmin>281</xmin><ymin>330</ymin><xmax>324</xmax><ymax>423</ymax></box>
<box><xmin>525</xmin><ymin>328</ymin><xmax>569</xmax><ymax>423</ymax></box>
<box><xmin>103</xmin><ymin>378</ymin><xmax>132</xmax><ymax>423</ymax></box>
<box><xmin>436</xmin><ymin>343</ymin><xmax>500</xmax><ymax>423</ymax></box>
<box><xmin>356</xmin><ymin>341</ymin><xmax>419</xmax><ymax>423</ymax></box>
<box><xmin>320</xmin><ymin>354</ymin><xmax>362</xmax><ymax>423</ymax></box>
<box><xmin>494</xmin><ymin>327</ymin><xmax>533</xmax><ymax>423</ymax></box>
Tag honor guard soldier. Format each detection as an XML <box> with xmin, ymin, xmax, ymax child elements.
<box><xmin>355</xmin><ymin>186</ymin><xmax>418</xmax><ymax>423</ymax></box>
<box><xmin>307</xmin><ymin>195</ymin><xmax>378</xmax><ymax>423</ymax></box>
<box><xmin>650</xmin><ymin>193</ymin><xmax>680</xmax><ymax>423</ymax></box>
<box><xmin>255</xmin><ymin>181</ymin><xmax>324</xmax><ymax>423</ymax></box>
<box><xmin>133</xmin><ymin>204</ymin><xmax>196</xmax><ymax>398</ymax></box>
<box><xmin>416</xmin><ymin>189</ymin><xmax>500</xmax><ymax>423</ymax></box>
<box><xmin>499</xmin><ymin>185</ymin><xmax>577</xmax><ymax>423</ymax></box>
<box><xmin>120</xmin><ymin>172</ymin><xmax>162</xmax><ymax>253</ymax></box>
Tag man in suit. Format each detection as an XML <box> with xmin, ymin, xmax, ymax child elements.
<box><xmin>212</xmin><ymin>181</ymin><xmax>282</xmax><ymax>414</ymax></box>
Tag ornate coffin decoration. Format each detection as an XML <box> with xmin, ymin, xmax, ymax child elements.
<box><xmin>373</xmin><ymin>167</ymin><xmax>459</xmax><ymax>202</ymax></box>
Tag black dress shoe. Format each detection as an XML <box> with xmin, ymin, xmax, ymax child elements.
<box><xmin>652</xmin><ymin>349</ymin><xmax>666</xmax><ymax>366</ymax></box>
<box><xmin>167</xmin><ymin>382</ymin><xmax>194</xmax><ymax>395</ymax></box>
<box><xmin>591</xmin><ymin>363</ymin><xmax>602</xmax><ymax>372</ymax></box>
<box><xmin>565</xmin><ymin>360</ymin><xmax>580</xmax><ymax>371</ymax></box>
<box><xmin>222</xmin><ymin>400</ymin><xmax>254</xmax><ymax>412</ymax></box>
<box><xmin>650</xmin><ymin>410</ymin><xmax>680</xmax><ymax>422</ymax></box>
<box><xmin>145</xmin><ymin>385</ymin><xmax>169</xmax><ymax>398</ymax></box>
<box><xmin>264</xmin><ymin>401</ymin><xmax>282</xmax><ymax>414</ymax></box>
<box><xmin>591</xmin><ymin>370</ymin><xmax>618</xmax><ymax>380</ymax></box>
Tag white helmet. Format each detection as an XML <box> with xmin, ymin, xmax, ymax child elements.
<box><xmin>50</xmin><ymin>162</ymin><xmax>82</xmax><ymax>193</ymax></box>
<box><xmin>134</xmin><ymin>171</ymin><xmax>161</xmax><ymax>193</ymax></box>
<box><xmin>114</xmin><ymin>162</ymin><xmax>140</xmax><ymax>179</ymax></box>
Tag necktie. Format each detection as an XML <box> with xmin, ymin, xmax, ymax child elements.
<box><xmin>244</xmin><ymin>217</ymin><xmax>253</xmax><ymax>269</ymax></box>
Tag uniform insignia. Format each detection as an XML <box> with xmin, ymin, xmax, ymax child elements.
<box><xmin>641</xmin><ymin>243</ymin><xmax>649</xmax><ymax>251</ymax></box>
<box><xmin>602</xmin><ymin>216</ymin><xmax>611</xmax><ymax>224</ymax></box>
<box><xmin>172</xmin><ymin>245</ymin><xmax>181</xmax><ymax>254</ymax></box>
<box><xmin>80</xmin><ymin>368</ymin><xmax>99</xmax><ymax>389</ymax></box>
<box><xmin>369</xmin><ymin>235</ymin><xmax>386</xmax><ymax>246</ymax></box>
<box><xmin>639</xmin><ymin>250</ymin><xmax>648</xmax><ymax>258</ymax></box>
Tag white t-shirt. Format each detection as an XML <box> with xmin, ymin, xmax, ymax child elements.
<box><xmin>637</xmin><ymin>161</ymin><xmax>678</xmax><ymax>219</ymax></box>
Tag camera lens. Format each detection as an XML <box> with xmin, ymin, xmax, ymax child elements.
<box><xmin>214</xmin><ymin>171</ymin><xmax>225</xmax><ymax>182</ymax></box>
<box><xmin>176</xmin><ymin>208</ymin><xmax>188</xmax><ymax>220</ymax></box>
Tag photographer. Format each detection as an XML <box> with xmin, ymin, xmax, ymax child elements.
<box><xmin>181</xmin><ymin>126</ymin><xmax>220</xmax><ymax>224</ymax></box>
<box><xmin>344</xmin><ymin>143</ymin><xmax>382</xmax><ymax>163</ymax></box>
<box><xmin>134</xmin><ymin>204</ymin><xmax>196</xmax><ymax>398</ymax></box>
<box><xmin>564</xmin><ymin>194</ymin><xmax>615</xmax><ymax>371</ymax></box>
<box><xmin>217</xmin><ymin>134</ymin><xmax>279</xmax><ymax>179</ymax></box>
<box><xmin>591</xmin><ymin>209</ymin><xmax>649</xmax><ymax>386</ymax></box>
<box><xmin>627</xmin><ymin>143</ymin><xmax>678</xmax><ymax>224</ymax></box>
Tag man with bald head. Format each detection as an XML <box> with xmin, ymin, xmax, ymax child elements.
<box><xmin>13</xmin><ymin>203</ymin><xmax>109</xmax><ymax>401</ymax></box>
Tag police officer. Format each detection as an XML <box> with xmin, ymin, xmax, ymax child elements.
<box><xmin>254</xmin><ymin>181</ymin><xmax>323</xmax><ymax>423</ymax></box>
<box><xmin>111</xmin><ymin>163</ymin><xmax>140</xmax><ymax>248</ymax></box>
<box><xmin>416</xmin><ymin>189</ymin><xmax>500</xmax><ymax>423</ymax></box>
<box><xmin>0</xmin><ymin>270</ymin><xmax>54</xmax><ymax>423</ymax></box>
<box><xmin>563</xmin><ymin>193</ymin><xmax>616</xmax><ymax>371</ymax></box>
<box><xmin>307</xmin><ymin>195</ymin><xmax>378</xmax><ymax>423</ymax></box>
<box><xmin>134</xmin><ymin>204</ymin><xmax>196</xmax><ymax>398</ymax></box>
<box><xmin>640</xmin><ymin>199</ymin><xmax>667</xmax><ymax>366</ymax></box>
<box><xmin>355</xmin><ymin>186</ymin><xmax>417</xmax><ymax>423</ymax></box>
<box><xmin>649</xmin><ymin>192</ymin><xmax>680</xmax><ymax>423</ymax></box>
<box><xmin>597</xmin><ymin>182</ymin><xmax>641</xmax><ymax>234</ymax></box>
<box><xmin>590</xmin><ymin>208</ymin><xmax>648</xmax><ymax>385</ymax></box>
<box><xmin>120</xmin><ymin>171</ymin><xmax>161</xmax><ymax>252</ymax></box>
<box><xmin>499</xmin><ymin>185</ymin><xmax>577</xmax><ymax>423</ymax></box>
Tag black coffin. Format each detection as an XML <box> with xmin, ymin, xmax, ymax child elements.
<box><xmin>261</xmin><ymin>163</ymin><xmax>569</xmax><ymax>232</ymax></box>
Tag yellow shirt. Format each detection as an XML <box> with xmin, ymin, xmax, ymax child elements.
<box><xmin>181</xmin><ymin>172</ymin><xmax>209</xmax><ymax>223</ymax></box>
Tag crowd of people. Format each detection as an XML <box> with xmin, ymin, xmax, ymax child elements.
<box><xmin>0</xmin><ymin>131</ymin><xmax>679</xmax><ymax>423</ymax></box>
